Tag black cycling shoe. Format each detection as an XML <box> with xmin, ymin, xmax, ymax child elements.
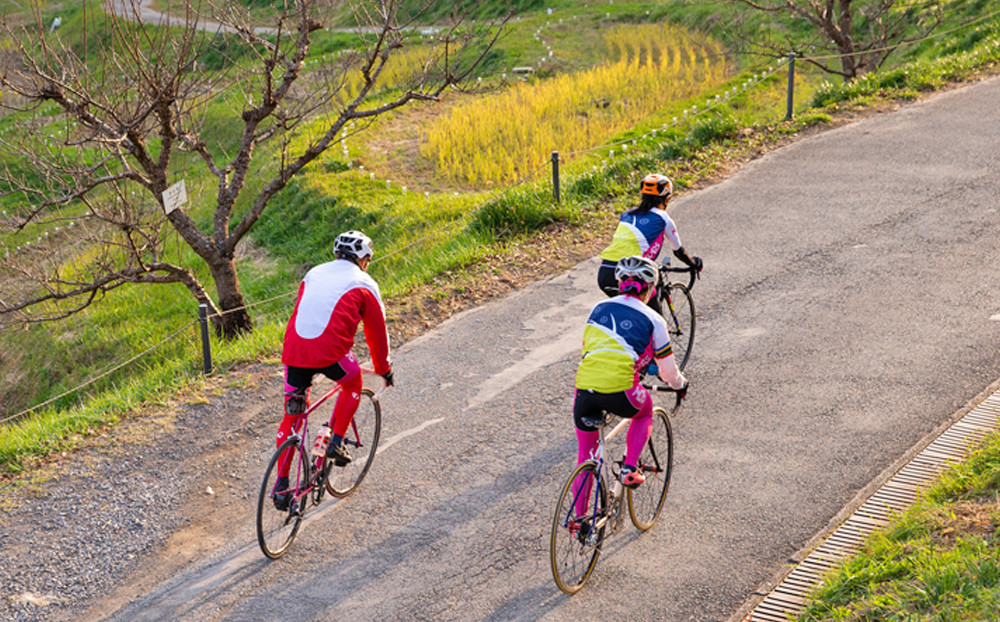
<box><xmin>326</xmin><ymin>442</ymin><xmax>353</xmax><ymax>466</ymax></box>
<box><xmin>273</xmin><ymin>476</ymin><xmax>291</xmax><ymax>511</ymax></box>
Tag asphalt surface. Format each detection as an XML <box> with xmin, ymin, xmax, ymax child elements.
<box><xmin>93</xmin><ymin>75</ymin><xmax>1000</xmax><ymax>621</ymax></box>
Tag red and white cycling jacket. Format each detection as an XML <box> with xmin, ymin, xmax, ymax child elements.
<box><xmin>281</xmin><ymin>259</ymin><xmax>391</xmax><ymax>375</ymax></box>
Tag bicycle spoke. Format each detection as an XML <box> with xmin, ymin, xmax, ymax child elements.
<box><xmin>326</xmin><ymin>389</ymin><xmax>382</xmax><ymax>498</ymax></box>
<box><xmin>642</xmin><ymin>442</ymin><xmax>663</xmax><ymax>474</ymax></box>
<box><xmin>663</xmin><ymin>283</ymin><xmax>695</xmax><ymax>371</ymax></box>
<box><xmin>628</xmin><ymin>408</ymin><xmax>673</xmax><ymax>531</ymax></box>
<box><xmin>257</xmin><ymin>438</ymin><xmax>307</xmax><ymax>559</ymax></box>
<box><xmin>551</xmin><ymin>462</ymin><xmax>606</xmax><ymax>594</ymax></box>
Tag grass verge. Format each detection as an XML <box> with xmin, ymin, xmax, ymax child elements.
<box><xmin>797</xmin><ymin>432</ymin><xmax>1000</xmax><ymax>621</ymax></box>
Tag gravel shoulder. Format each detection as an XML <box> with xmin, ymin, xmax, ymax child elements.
<box><xmin>0</xmin><ymin>366</ymin><xmax>278</xmax><ymax>621</ymax></box>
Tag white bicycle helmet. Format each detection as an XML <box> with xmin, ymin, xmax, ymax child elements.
<box><xmin>615</xmin><ymin>255</ymin><xmax>658</xmax><ymax>294</ymax></box>
<box><xmin>334</xmin><ymin>230</ymin><xmax>374</xmax><ymax>260</ymax></box>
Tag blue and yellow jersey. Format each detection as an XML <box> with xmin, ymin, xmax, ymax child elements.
<box><xmin>599</xmin><ymin>207</ymin><xmax>681</xmax><ymax>263</ymax></box>
<box><xmin>575</xmin><ymin>295</ymin><xmax>673</xmax><ymax>393</ymax></box>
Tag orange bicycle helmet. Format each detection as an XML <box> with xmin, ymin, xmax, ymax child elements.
<box><xmin>639</xmin><ymin>173</ymin><xmax>673</xmax><ymax>198</ymax></box>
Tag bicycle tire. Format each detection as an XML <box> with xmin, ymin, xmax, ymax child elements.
<box><xmin>550</xmin><ymin>461</ymin><xmax>607</xmax><ymax>594</ymax></box>
<box><xmin>257</xmin><ymin>437</ymin><xmax>308</xmax><ymax>559</ymax></box>
<box><xmin>662</xmin><ymin>282</ymin><xmax>695</xmax><ymax>371</ymax></box>
<box><xmin>628</xmin><ymin>407</ymin><xmax>673</xmax><ymax>530</ymax></box>
<box><xmin>326</xmin><ymin>388</ymin><xmax>382</xmax><ymax>498</ymax></box>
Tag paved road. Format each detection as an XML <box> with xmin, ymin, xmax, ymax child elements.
<box><xmin>102</xmin><ymin>0</ymin><xmax>278</xmax><ymax>35</ymax></box>
<box><xmin>96</xmin><ymin>76</ymin><xmax>1000</xmax><ymax>621</ymax></box>
<box><xmin>102</xmin><ymin>0</ymin><xmax>438</xmax><ymax>36</ymax></box>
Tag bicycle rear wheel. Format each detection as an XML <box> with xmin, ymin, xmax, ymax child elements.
<box><xmin>326</xmin><ymin>388</ymin><xmax>382</xmax><ymax>498</ymax></box>
<box><xmin>662</xmin><ymin>282</ymin><xmax>695</xmax><ymax>371</ymax></box>
<box><xmin>628</xmin><ymin>407</ymin><xmax>673</xmax><ymax>530</ymax></box>
<box><xmin>257</xmin><ymin>437</ymin><xmax>308</xmax><ymax>559</ymax></box>
<box><xmin>550</xmin><ymin>462</ymin><xmax>607</xmax><ymax>594</ymax></box>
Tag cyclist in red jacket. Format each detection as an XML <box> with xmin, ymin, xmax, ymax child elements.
<box><xmin>273</xmin><ymin>230</ymin><xmax>393</xmax><ymax>509</ymax></box>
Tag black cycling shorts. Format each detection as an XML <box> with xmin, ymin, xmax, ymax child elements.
<box><xmin>286</xmin><ymin>361</ymin><xmax>348</xmax><ymax>393</ymax></box>
<box><xmin>573</xmin><ymin>389</ymin><xmax>641</xmax><ymax>432</ymax></box>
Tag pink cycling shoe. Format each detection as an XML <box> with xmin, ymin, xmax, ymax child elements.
<box><xmin>620</xmin><ymin>466</ymin><xmax>645</xmax><ymax>488</ymax></box>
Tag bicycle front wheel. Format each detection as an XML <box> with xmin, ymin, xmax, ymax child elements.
<box><xmin>326</xmin><ymin>388</ymin><xmax>382</xmax><ymax>498</ymax></box>
<box><xmin>550</xmin><ymin>461</ymin><xmax>607</xmax><ymax>594</ymax></box>
<box><xmin>628</xmin><ymin>407</ymin><xmax>674</xmax><ymax>530</ymax></box>
<box><xmin>663</xmin><ymin>282</ymin><xmax>695</xmax><ymax>371</ymax></box>
<box><xmin>257</xmin><ymin>437</ymin><xmax>308</xmax><ymax>559</ymax></box>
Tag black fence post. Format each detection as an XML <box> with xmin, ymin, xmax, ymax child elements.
<box><xmin>198</xmin><ymin>303</ymin><xmax>213</xmax><ymax>375</ymax></box>
<box><xmin>551</xmin><ymin>150</ymin><xmax>560</xmax><ymax>203</ymax></box>
<box><xmin>786</xmin><ymin>52</ymin><xmax>796</xmax><ymax>120</ymax></box>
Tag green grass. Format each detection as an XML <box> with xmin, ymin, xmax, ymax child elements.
<box><xmin>2</xmin><ymin>1</ymin><xmax>1000</xmax><ymax>478</ymax></box>
<box><xmin>811</xmin><ymin>31</ymin><xmax>1000</xmax><ymax>109</ymax></box>
<box><xmin>797</xmin><ymin>433</ymin><xmax>1000</xmax><ymax>621</ymax></box>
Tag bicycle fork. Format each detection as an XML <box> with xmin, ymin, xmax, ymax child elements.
<box><xmin>664</xmin><ymin>294</ymin><xmax>683</xmax><ymax>333</ymax></box>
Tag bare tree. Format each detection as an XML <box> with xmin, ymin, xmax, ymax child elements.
<box><xmin>0</xmin><ymin>0</ymin><xmax>509</xmax><ymax>338</ymax></box>
<box><xmin>732</xmin><ymin>0</ymin><xmax>942</xmax><ymax>80</ymax></box>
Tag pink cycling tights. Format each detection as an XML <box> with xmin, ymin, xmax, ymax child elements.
<box><xmin>573</xmin><ymin>397</ymin><xmax>652</xmax><ymax>517</ymax></box>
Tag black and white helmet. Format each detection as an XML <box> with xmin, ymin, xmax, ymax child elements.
<box><xmin>615</xmin><ymin>255</ymin><xmax>658</xmax><ymax>294</ymax></box>
<box><xmin>334</xmin><ymin>230</ymin><xmax>374</xmax><ymax>260</ymax></box>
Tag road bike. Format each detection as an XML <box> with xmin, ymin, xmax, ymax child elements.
<box><xmin>549</xmin><ymin>384</ymin><xmax>682</xmax><ymax>594</ymax></box>
<box><xmin>256</xmin><ymin>369</ymin><xmax>387</xmax><ymax>559</ymax></box>
<box><xmin>657</xmin><ymin>262</ymin><xmax>698</xmax><ymax>371</ymax></box>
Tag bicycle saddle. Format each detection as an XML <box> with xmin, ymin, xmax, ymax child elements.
<box><xmin>580</xmin><ymin>412</ymin><xmax>610</xmax><ymax>429</ymax></box>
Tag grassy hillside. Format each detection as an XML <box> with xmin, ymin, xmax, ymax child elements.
<box><xmin>1</xmin><ymin>1</ymin><xmax>999</xmax><ymax>477</ymax></box>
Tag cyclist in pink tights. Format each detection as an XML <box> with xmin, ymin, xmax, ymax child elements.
<box><xmin>273</xmin><ymin>230</ymin><xmax>393</xmax><ymax>510</ymax></box>
<box><xmin>573</xmin><ymin>255</ymin><xmax>687</xmax><ymax>502</ymax></box>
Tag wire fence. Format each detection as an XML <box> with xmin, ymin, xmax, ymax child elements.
<box><xmin>4</xmin><ymin>8</ymin><xmax>1000</xmax><ymax>429</ymax></box>
<box><xmin>0</xmin><ymin>319</ymin><xmax>198</xmax><ymax>426</ymax></box>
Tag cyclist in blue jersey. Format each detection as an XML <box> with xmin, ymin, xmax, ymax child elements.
<box><xmin>574</xmin><ymin>255</ymin><xmax>688</xmax><ymax>489</ymax></box>
<box><xmin>597</xmin><ymin>173</ymin><xmax>702</xmax><ymax>315</ymax></box>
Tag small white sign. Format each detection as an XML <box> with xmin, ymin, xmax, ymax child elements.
<box><xmin>162</xmin><ymin>180</ymin><xmax>187</xmax><ymax>215</ymax></box>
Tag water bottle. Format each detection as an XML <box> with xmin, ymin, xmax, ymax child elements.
<box><xmin>311</xmin><ymin>423</ymin><xmax>331</xmax><ymax>458</ymax></box>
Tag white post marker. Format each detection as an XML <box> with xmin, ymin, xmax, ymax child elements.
<box><xmin>162</xmin><ymin>180</ymin><xmax>187</xmax><ymax>215</ymax></box>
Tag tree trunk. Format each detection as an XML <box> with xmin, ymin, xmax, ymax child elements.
<box><xmin>840</xmin><ymin>54</ymin><xmax>859</xmax><ymax>81</ymax></box>
<box><xmin>207</xmin><ymin>256</ymin><xmax>254</xmax><ymax>340</ymax></box>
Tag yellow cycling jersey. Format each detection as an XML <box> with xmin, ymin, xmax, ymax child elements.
<box><xmin>599</xmin><ymin>206</ymin><xmax>682</xmax><ymax>263</ymax></box>
<box><xmin>575</xmin><ymin>295</ymin><xmax>672</xmax><ymax>393</ymax></box>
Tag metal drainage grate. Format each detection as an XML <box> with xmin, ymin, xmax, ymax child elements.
<box><xmin>743</xmin><ymin>394</ymin><xmax>1000</xmax><ymax>621</ymax></box>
